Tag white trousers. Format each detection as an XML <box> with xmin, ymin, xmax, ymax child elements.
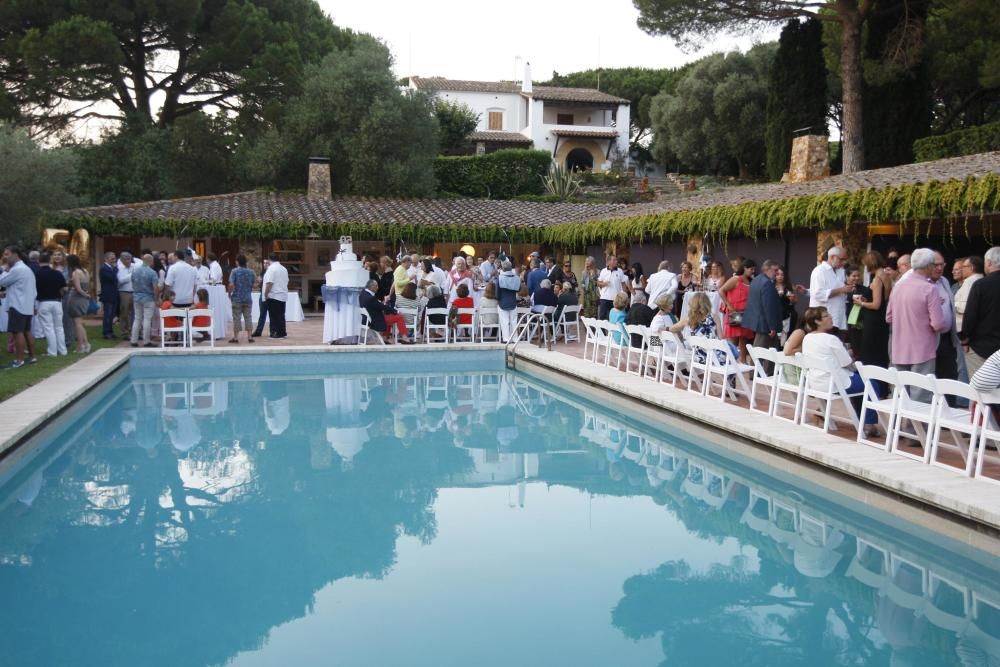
<box><xmin>132</xmin><ymin>300</ymin><xmax>156</xmax><ymax>344</ymax></box>
<box><xmin>37</xmin><ymin>300</ymin><xmax>67</xmax><ymax>356</ymax></box>
<box><xmin>498</xmin><ymin>308</ymin><xmax>518</xmax><ymax>343</ymax></box>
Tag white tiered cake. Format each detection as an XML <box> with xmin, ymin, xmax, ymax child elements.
<box><xmin>326</xmin><ymin>236</ymin><xmax>369</xmax><ymax>288</ymax></box>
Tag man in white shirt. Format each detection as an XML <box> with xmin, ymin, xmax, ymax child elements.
<box><xmin>117</xmin><ymin>252</ymin><xmax>135</xmax><ymax>339</ymax></box>
<box><xmin>645</xmin><ymin>260</ymin><xmax>678</xmax><ymax>305</ymax></box>
<box><xmin>207</xmin><ymin>253</ymin><xmax>224</xmax><ymax>284</ymax></box>
<box><xmin>597</xmin><ymin>255</ymin><xmax>629</xmax><ymax>320</ymax></box>
<box><xmin>808</xmin><ymin>246</ymin><xmax>852</xmax><ymax>332</ymax></box>
<box><xmin>165</xmin><ymin>250</ymin><xmax>198</xmax><ymax>306</ymax></box>
<box><xmin>407</xmin><ymin>253</ymin><xmax>420</xmax><ymax>282</ymax></box>
<box><xmin>262</xmin><ymin>253</ymin><xmax>289</xmax><ymax>338</ymax></box>
<box><xmin>193</xmin><ymin>255</ymin><xmax>210</xmax><ymax>287</ymax></box>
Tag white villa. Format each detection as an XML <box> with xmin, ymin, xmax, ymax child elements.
<box><xmin>410</xmin><ymin>64</ymin><xmax>631</xmax><ymax>173</ymax></box>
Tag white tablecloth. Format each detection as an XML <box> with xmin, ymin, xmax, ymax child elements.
<box><xmin>251</xmin><ymin>291</ymin><xmax>304</xmax><ymax>322</ymax></box>
<box><xmin>322</xmin><ymin>285</ymin><xmax>362</xmax><ymax>343</ymax></box>
<box><xmin>207</xmin><ymin>285</ymin><xmax>232</xmax><ymax>339</ymax></box>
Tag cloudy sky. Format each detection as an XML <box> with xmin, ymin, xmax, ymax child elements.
<box><xmin>317</xmin><ymin>0</ymin><xmax>778</xmax><ymax>82</ymax></box>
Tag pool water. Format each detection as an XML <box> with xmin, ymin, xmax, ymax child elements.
<box><xmin>0</xmin><ymin>354</ymin><xmax>998</xmax><ymax>667</ymax></box>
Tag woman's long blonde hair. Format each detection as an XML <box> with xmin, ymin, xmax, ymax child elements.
<box><xmin>686</xmin><ymin>292</ymin><xmax>711</xmax><ymax>328</ymax></box>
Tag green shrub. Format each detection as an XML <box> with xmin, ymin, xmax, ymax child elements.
<box><xmin>914</xmin><ymin>121</ymin><xmax>1000</xmax><ymax>162</ymax></box>
<box><xmin>433</xmin><ymin>149</ymin><xmax>551</xmax><ymax>199</ymax></box>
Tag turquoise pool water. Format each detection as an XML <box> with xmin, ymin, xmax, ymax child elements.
<box><xmin>0</xmin><ymin>352</ymin><xmax>998</xmax><ymax>667</ymax></box>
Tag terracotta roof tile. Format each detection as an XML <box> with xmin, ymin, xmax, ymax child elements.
<box><xmin>411</xmin><ymin>77</ymin><xmax>629</xmax><ymax>105</ymax></box>
<box><xmin>551</xmin><ymin>128</ymin><xmax>619</xmax><ymax>139</ymax></box>
<box><xmin>467</xmin><ymin>130</ymin><xmax>533</xmax><ymax>143</ymax></box>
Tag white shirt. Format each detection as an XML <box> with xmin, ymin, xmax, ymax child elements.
<box><xmin>165</xmin><ymin>261</ymin><xmax>199</xmax><ymax>304</ymax></box>
<box><xmin>598</xmin><ymin>267</ymin><xmax>628</xmax><ymax>301</ymax></box>
<box><xmin>209</xmin><ymin>261</ymin><xmax>224</xmax><ymax>284</ymax></box>
<box><xmin>263</xmin><ymin>261</ymin><xmax>289</xmax><ymax>302</ymax></box>
<box><xmin>196</xmin><ymin>265</ymin><xmax>210</xmax><ymax>287</ymax></box>
<box><xmin>645</xmin><ymin>269</ymin><xmax>678</xmax><ymax>305</ymax></box>
<box><xmin>117</xmin><ymin>260</ymin><xmax>134</xmax><ymax>292</ymax></box>
<box><xmin>808</xmin><ymin>261</ymin><xmax>847</xmax><ymax>329</ymax></box>
<box><xmin>955</xmin><ymin>273</ymin><xmax>982</xmax><ymax>331</ymax></box>
<box><xmin>802</xmin><ymin>332</ymin><xmax>853</xmax><ymax>391</ymax></box>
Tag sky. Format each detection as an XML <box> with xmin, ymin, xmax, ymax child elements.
<box><xmin>317</xmin><ymin>0</ymin><xmax>780</xmax><ymax>83</ymax></box>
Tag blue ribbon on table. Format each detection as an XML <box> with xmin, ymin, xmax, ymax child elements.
<box><xmin>321</xmin><ymin>285</ymin><xmax>363</xmax><ymax>311</ymax></box>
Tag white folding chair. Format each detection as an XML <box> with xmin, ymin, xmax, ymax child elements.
<box><xmin>397</xmin><ymin>307</ymin><xmax>420</xmax><ymax>343</ymax></box>
<box><xmin>706</xmin><ymin>338</ymin><xmax>754</xmax><ymax>404</ymax></box>
<box><xmin>188</xmin><ymin>308</ymin><xmax>215</xmax><ymax>347</ymax></box>
<box><xmin>746</xmin><ymin>345</ymin><xmax>778</xmax><ymax>414</ymax></box>
<box><xmin>605</xmin><ymin>320</ymin><xmax>629</xmax><ymax>369</ymax></box>
<box><xmin>554</xmin><ymin>304</ymin><xmax>581</xmax><ymax>343</ymax></box>
<box><xmin>359</xmin><ymin>311</ymin><xmax>386</xmax><ymax>345</ymax></box>
<box><xmin>590</xmin><ymin>319</ymin><xmax>613</xmax><ymax>364</ymax></box>
<box><xmin>454</xmin><ymin>307</ymin><xmax>477</xmax><ymax>342</ymax></box>
<box><xmin>855</xmin><ymin>362</ymin><xmax>900</xmax><ymax>450</ymax></box>
<box><xmin>424</xmin><ymin>307</ymin><xmax>449</xmax><ymax>343</ymax></box>
<box><xmin>772</xmin><ymin>352</ymin><xmax>806</xmax><ymax>423</ymax></box>
<box><xmin>974</xmin><ymin>391</ymin><xmax>1000</xmax><ymax>486</ymax></box>
<box><xmin>686</xmin><ymin>335</ymin><xmax>713</xmax><ymax>396</ymax></box>
<box><xmin>888</xmin><ymin>371</ymin><xmax>937</xmax><ymax>462</ymax></box>
<box><xmin>513</xmin><ymin>306</ymin><xmax>532</xmax><ymax>342</ymax></box>
<box><xmin>159</xmin><ymin>308</ymin><xmax>188</xmax><ymax>348</ymax></box>
<box><xmin>477</xmin><ymin>307</ymin><xmax>501</xmax><ymax>342</ymax></box>
<box><xmin>582</xmin><ymin>317</ymin><xmax>598</xmax><ymax>359</ymax></box>
<box><xmin>657</xmin><ymin>330</ymin><xmax>689</xmax><ymax>386</ymax></box>
<box><xmin>799</xmin><ymin>354</ymin><xmax>864</xmax><ymax>434</ymax></box>
<box><xmin>624</xmin><ymin>324</ymin><xmax>648</xmax><ymax>376</ymax></box>
<box><xmin>929</xmin><ymin>379</ymin><xmax>982</xmax><ymax>476</ymax></box>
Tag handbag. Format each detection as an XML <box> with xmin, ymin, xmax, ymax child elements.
<box><xmin>87</xmin><ymin>298</ymin><xmax>100</xmax><ymax>315</ymax></box>
<box><xmin>848</xmin><ymin>303</ymin><xmax>863</xmax><ymax>327</ymax></box>
<box><xmin>728</xmin><ymin>310</ymin><xmax>744</xmax><ymax>326</ymax></box>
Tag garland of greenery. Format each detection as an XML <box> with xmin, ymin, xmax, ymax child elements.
<box><xmin>541</xmin><ymin>173</ymin><xmax>1000</xmax><ymax>247</ymax></box>
<box><xmin>52</xmin><ymin>173</ymin><xmax>1000</xmax><ymax>248</ymax></box>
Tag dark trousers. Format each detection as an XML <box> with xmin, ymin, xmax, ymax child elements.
<box><xmin>101</xmin><ymin>298</ymin><xmax>118</xmax><ymax>336</ymax></box>
<box><xmin>598</xmin><ymin>299</ymin><xmax>614</xmax><ymax>320</ymax></box>
<box><xmin>266</xmin><ymin>298</ymin><xmax>286</xmax><ymax>337</ymax></box>
<box><xmin>936</xmin><ymin>332</ymin><xmax>960</xmax><ymax>406</ymax></box>
<box><xmin>752</xmin><ymin>331</ymin><xmax>779</xmax><ymax>373</ymax></box>
<box><xmin>252</xmin><ymin>295</ymin><xmax>268</xmax><ymax>337</ymax></box>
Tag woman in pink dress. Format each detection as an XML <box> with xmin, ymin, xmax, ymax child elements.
<box><xmin>719</xmin><ymin>258</ymin><xmax>755</xmax><ymax>362</ymax></box>
<box><xmin>448</xmin><ymin>256</ymin><xmax>474</xmax><ymax>305</ymax></box>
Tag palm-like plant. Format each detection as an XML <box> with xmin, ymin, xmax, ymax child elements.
<box><xmin>542</xmin><ymin>161</ymin><xmax>582</xmax><ymax>200</ymax></box>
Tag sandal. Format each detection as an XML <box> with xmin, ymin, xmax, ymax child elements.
<box><xmin>229</xmin><ymin>338</ymin><xmax>239</xmax><ymax>344</ymax></box>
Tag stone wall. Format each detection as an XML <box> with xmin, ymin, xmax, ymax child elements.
<box><xmin>307</xmin><ymin>158</ymin><xmax>332</xmax><ymax>199</ymax></box>
<box><xmin>787</xmin><ymin>135</ymin><xmax>830</xmax><ymax>183</ymax></box>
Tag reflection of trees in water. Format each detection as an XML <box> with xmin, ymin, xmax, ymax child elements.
<box><xmin>0</xmin><ymin>376</ymin><xmax>474</xmax><ymax>667</ymax></box>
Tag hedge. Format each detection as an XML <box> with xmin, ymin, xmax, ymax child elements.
<box><xmin>914</xmin><ymin>121</ymin><xmax>1000</xmax><ymax>162</ymax></box>
<box><xmin>433</xmin><ymin>149</ymin><xmax>551</xmax><ymax>199</ymax></box>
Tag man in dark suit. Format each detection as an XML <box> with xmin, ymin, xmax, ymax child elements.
<box><xmin>544</xmin><ymin>255</ymin><xmax>563</xmax><ymax>286</ymax></box>
<box><xmin>360</xmin><ymin>279</ymin><xmax>411</xmax><ymax>343</ymax></box>
<box><xmin>99</xmin><ymin>251</ymin><xmax>119</xmax><ymax>339</ymax></box>
<box><xmin>625</xmin><ymin>291</ymin><xmax>656</xmax><ymax>347</ymax></box>
<box><xmin>743</xmin><ymin>259</ymin><xmax>783</xmax><ymax>352</ymax></box>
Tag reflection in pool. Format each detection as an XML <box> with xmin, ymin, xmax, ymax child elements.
<box><xmin>0</xmin><ymin>367</ymin><xmax>997</xmax><ymax>667</ymax></box>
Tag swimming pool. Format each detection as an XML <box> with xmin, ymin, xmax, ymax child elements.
<box><xmin>0</xmin><ymin>351</ymin><xmax>997</xmax><ymax>667</ymax></box>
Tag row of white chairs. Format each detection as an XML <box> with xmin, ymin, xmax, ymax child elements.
<box><xmin>579</xmin><ymin>318</ymin><xmax>999</xmax><ymax>485</ymax></box>
<box><xmin>361</xmin><ymin>305</ymin><xmax>582</xmax><ymax>345</ymax></box>
<box><xmin>159</xmin><ymin>308</ymin><xmax>215</xmax><ymax>348</ymax></box>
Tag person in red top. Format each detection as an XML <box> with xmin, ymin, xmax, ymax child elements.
<box><xmin>452</xmin><ymin>283</ymin><xmax>474</xmax><ymax>326</ymax></box>
<box><xmin>192</xmin><ymin>288</ymin><xmax>211</xmax><ymax>342</ymax></box>
<box><xmin>160</xmin><ymin>288</ymin><xmax>182</xmax><ymax>342</ymax></box>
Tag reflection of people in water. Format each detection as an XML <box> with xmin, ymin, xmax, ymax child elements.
<box><xmin>262</xmin><ymin>380</ymin><xmax>289</xmax><ymax>436</ymax></box>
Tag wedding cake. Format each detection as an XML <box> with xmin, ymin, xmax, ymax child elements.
<box><xmin>325</xmin><ymin>236</ymin><xmax>369</xmax><ymax>288</ymax></box>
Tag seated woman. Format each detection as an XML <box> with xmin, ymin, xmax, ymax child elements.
<box><xmin>554</xmin><ymin>281</ymin><xmax>578</xmax><ymax>323</ymax></box>
<box><xmin>160</xmin><ymin>287</ymin><xmax>182</xmax><ymax>342</ymax></box>
<box><xmin>479</xmin><ymin>282</ymin><xmax>500</xmax><ymax>328</ymax></box>
<box><xmin>650</xmin><ymin>293</ymin><xmax>676</xmax><ymax>334</ymax></box>
<box><xmin>669</xmin><ymin>291</ymin><xmax>720</xmax><ymax>364</ymax></box>
<box><xmin>192</xmin><ymin>288</ymin><xmax>211</xmax><ymax>342</ymax></box>
<box><xmin>609</xmin><ymin>291</ymin><xmax>629</xmax><ymax>345</ymax></box>
<box><xmin>395</xmin><ymin>282</ymin><xmax>422</xmax><ymax>341</ymax></box>
<box><xmin>451</xmin><ymin>283</ymin><xmax>475</xmax><ymax>328</ymax></box>
<box><xmin>799</xmin><ymin>306</ymin><xmax>877</xmax><ymax>435</ymax></box>
<box><xmin>425</xmin><ymin>285</ymin><xmax>448</xmax><ymax>336</ymax></box>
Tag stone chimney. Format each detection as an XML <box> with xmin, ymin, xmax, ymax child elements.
<box><xmin>522</xmin><ymin>62</ymin><xmax>532</xmax><ymax>94</ymax></box>
<box><xmin>787</xmin><ymin>135</ymin><xmax>830</xmax><ymax>183</ymax></box>
<box><xmin>307</xmin><ymin>157</ymin><xmax>332</xmax><ymax>199</ymax></box>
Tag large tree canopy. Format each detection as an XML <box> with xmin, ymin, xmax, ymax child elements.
<box><xmin>0</xmin><ymin>0</ymin><xmax>352</xmax><ymax>136</ymax></box>
<box><xmin>634</xmin><ymin>0</ymin><xmax>877</xmax><ymax>174</ymax></box>
<box><xmin>650</xmin><ymin>46</ymin><xmax>774</xmax><ymax>178</ymax></box>
<box><xmin>0</xmin><ymin>124</ymin><xmax>77</xmax><ymax>240</ymax></box>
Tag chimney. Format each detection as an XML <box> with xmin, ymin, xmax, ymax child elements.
<box><xmin>786</xmin><ymin>135</ymin><xmax>830</xmax><ymax>183</ymax></box>
<box><xmin>307</xmin><ymin>157</ymin><xmax>332</xmax><ymax>199</ymax></box>
<box><xmin>522</xmin><ymin>61</ymin><xmax>532</xmax><ymax>94</ymax></box>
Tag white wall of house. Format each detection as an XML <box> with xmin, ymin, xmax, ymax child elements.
<box><xmin>430</xmin><ymin>90</ymin><xmax>525</xmax><ymax>135</ymax></box>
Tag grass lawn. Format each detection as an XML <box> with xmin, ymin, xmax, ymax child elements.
<box><xmin>0</xmin><ymin>323</ymin><xmax>123</xmax><ymax>402</ymax></box>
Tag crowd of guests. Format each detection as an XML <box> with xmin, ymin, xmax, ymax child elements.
<box><xmin>0</xmin><ymin>244</ymin><xmax>296</xmax><ymax>367</ymax></box>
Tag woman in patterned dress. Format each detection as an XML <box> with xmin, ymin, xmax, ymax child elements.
<box><xmin>579</xmin><ymin>255</ymin><xmax>599</xmax><ymax>319</ymax></box>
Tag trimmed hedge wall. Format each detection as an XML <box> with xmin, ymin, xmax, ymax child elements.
<box><xmin>433</xmin><ymin>149</ymin><xmax>551</xmax><ymax>199</ymax></box>
<box><xmin>914</xmin><ymin>122</ymin><xmax>1000</xmax><ymax>162</ymax></box>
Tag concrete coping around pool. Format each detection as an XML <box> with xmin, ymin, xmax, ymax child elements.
<box><xmin>511</xmin><ymin>345</ymin><xmax>1000</xmax><ymax>535</ymax></box>
<box><xmin>0</xmin><ymin>343</ymin><xmax>506</xmax><ymax>460</ymax></box>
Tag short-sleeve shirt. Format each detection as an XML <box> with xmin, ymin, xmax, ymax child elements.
<box><xmin>229</xmin><ymin>267</ymin><xmax>255</xmax><ymax>305</ymax></box>
<box><xmin>131</xmin><ymin>265</ymin><xmax>158</xmax><ymax>304</ymax></box>
<box><xmin>598</xmin><ymin>267</ymin><xmax>628</xmax><ymax>301</ymax></box>
<box><xmin>262</xmin><ymin>262</ymin><xmax>289</xmax><ymax>302</ymax></box>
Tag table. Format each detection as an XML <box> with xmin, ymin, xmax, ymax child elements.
<box><xmin>322</xmin><ymin>285</ymin><xmax>363</xmax><ymax>343</ymax></box>
<box><xmin>251</xmin><ymin>291</ymin><xmax>305</xmax><ymax>323</ymax></box>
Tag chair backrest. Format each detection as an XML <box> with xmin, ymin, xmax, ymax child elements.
<box><xmin>934</xmin><ymin>378</ymin><xmax>980</xmax><ymax>407</ymax></box>
<box><xmin>895</xmin><ymin>370</ymin><xmax>938</xmax><ymax>407</ymax></box>
<box><xmin>624</xmin><ymin>324</ymin><xmax>646</xmax><ymax>348</ymax></box>
<box><xmin>424</xmin><ymin>307</ymin><xmax>449</xmax><ymax>322</ymax></box>
<box><xmin>188</xmin><ymin>308</ymin><xmax>212</xmax><ymax>327</ymax></box>
<box><xmin>799</xmin><ymin>352</ymin><xmax>843</xmax><ymax>392</ymax></box>
<box><xmin>397</xmin><ymin>306</ymin><xmax>419</xmax><ymax>327</ymax></box>
<box><xmin>560</xmin><ymin>304</ymin><xmax>581</xmax><ymax>322</ymax></box>
<box><xmin>160</xmin><ymin>308</ymin><xmax>188</xmax><ymax>328</ymax></box>
<box><xmin>856</xmin><ymin>361</ymin><xmax>897</xmax><ymax>387</ymax></box>
<box><xmin>746</xmin><ymin>344</ymin><xmax>776</xmax><ymax>378</ymax></box>
<box><xmin>659</xmin><ymin>330</ymin><xmax>684</xmax><ymax>355</ymax></box>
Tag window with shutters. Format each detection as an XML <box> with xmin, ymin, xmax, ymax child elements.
<box><xmin>557</xmin><ymin>113</ymin><xmax>574</xmax><ymax>125</ymax></box>
<box><xmin>488</xmin><ymin>111</ymin><xmax>503</xmax><ymax>130</ymax></box>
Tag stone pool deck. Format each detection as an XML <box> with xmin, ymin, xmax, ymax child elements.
<box><xmin>2</xmin><ymin>315</ymin><xmax>999</xmax><ymax>539</ymax></box>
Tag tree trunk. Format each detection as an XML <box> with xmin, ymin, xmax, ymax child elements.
<box><xmin>839</xmin><ymin>2</ymin><xmax>865</xmax><ymax>173</ymax></box>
